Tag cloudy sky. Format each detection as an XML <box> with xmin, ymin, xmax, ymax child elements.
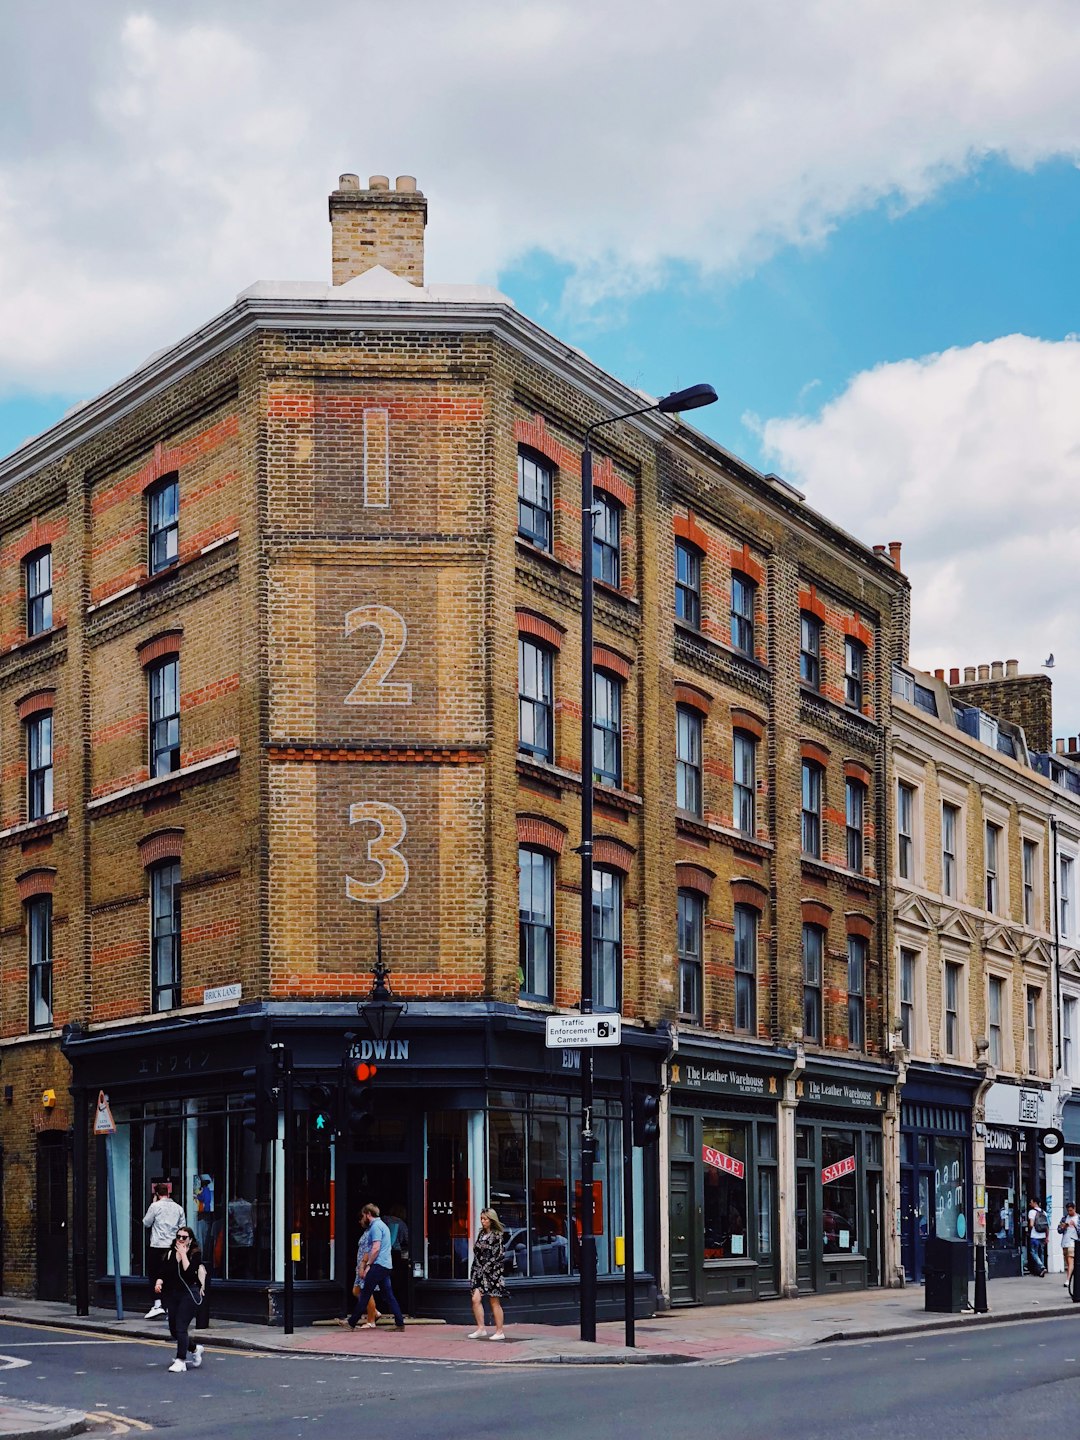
<box><xmin>3</xmin><ymin>1</ymin><xmax>1079</xmax><ymax>734</ymax></box>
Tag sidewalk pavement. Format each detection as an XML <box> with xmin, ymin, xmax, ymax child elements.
<box><xmin>0</xmin><ymin>1273</ymin><xmax>1076</xmax><ymax>1433</ymax></box>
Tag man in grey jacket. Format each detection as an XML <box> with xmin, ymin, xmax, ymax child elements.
<box><xmin>143</xmin><ymin>1184</ymin><xmax>186</xmax><ymax>1318</ymax></box>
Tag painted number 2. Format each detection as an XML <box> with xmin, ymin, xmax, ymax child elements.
<box><xmin>346</xmin><ymin>800</ymin><xmax>409</xmax><ymax>903</ymax></box>
<box><xmin>344</xmin><ymin>605</ymin><xmax>412</xmax><ymax>706</ymax></box>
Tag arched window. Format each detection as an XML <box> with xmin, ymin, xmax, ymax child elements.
<box><xmin>801</xmin><ymin>760</ymin><xmax>823</xmax><ymax>857</ymax></box>
<box><xmin>592</xmin><ymin>868</ymin><xmax>622</xmax><ymax>1012</ymax></box>
<box><xmin>730</xmin><ymin>572</ymin><xmax>755</xmax><ymax>655</ymax></box>
<box><xmin>25</xmin><ymin>548</ymin><xmax>53</xmax><ymax>637</ymax></box>
<box><xmin>151</xmin><ymin>860</ymin><xmax>182</xmax><ymax>1013</ymax></box>
<box><xmin>802</xmin><ymin>923</ymin><xmax>824</xmax><ymax>1042</ymax></box>
<box><xmin>734</xmin><ymin>905</ymin><xmax>757</xmax><ymax>1035</ymax></box>
<box><xmin>593</xmin><ymin>670</ymin><xmax>622</xmax><ymax>788</ymax></box>
<box><xmin>517</xmin><ymin>449</ymin><xmax>553</xmax><ymax>552</ymax></box>
<box><xmin>147</xmin><ymin>473</ymin><xmax>179</xmax><ymax>574</ymax></box>
<box><xmin>675</xmin><ymin>541</ymin><xmax>701</xmax><ymax>627</ymax></box>
<box><xmin>519</xmin><ymin>846</ymin><xmax>555</xmax><ymax>1003</ymax></box>
<box><xmin>677</xmin><ymin>889</ymin><xmax>703</xmax><ymax>1023</ymax></box>
<box><xmin>518</xmin><ymin>637</ymin><xmax>553</xmax><ymax>762</ymax></box>
<box><xmin>676</xmin><ymin>705</ymin><xmax>702</xmax><ymax>816</ymax></box>
<box><xmin>593</xmin><ymin>493</ymin><xmax>621</xmax><ymax>587</ymax></box>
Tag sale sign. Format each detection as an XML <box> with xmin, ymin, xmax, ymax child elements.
<box><xmin>702</xmin><ymin>1144</ymin><xmax>745</xmax><ymax>1179</ymax></box>
<box><xmin>821</xmin><ymin>1154</ymin><xmax>856</xmax><ymax>1186</ymax></box>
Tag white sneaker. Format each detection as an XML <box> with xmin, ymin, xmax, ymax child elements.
<box><xmin>167</xmin><ymin>1359</ymin><xmax>187</xmax><ymax>1373</ymax></box>
<box><xmin>489</xmin><ymin>1331</ymin><xmax>506</xmax><ymax>1341</ymax></box>
<box><xmin>189</xmin><ymin>1346</ymin><xmax>203</xmax><ymax>1368</ymax></box>
<box><xmin>467</xmin><ymin>1329</ymin><xmax>488</xmax><ymax>1339</ymax></box>
<box><xmin>145</xmin><ymin>1302</ymin><xmax>164</xmax><ymax>1318</ymax></box>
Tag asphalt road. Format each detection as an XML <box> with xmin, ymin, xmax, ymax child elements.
<box><xmin>0</xmin><ymin>1315</ymin><xmax>1078</xmax><ymax>1439</ymax></box>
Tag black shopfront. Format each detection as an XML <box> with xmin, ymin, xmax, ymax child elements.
<box><xmin>62</xmin><ymin>1002</ymin><xmax>666</xmax><ymax>1326</ymax></box>
<box><xmin>899</xmin><ymin>1066</ymin><xmax>975</xmax><ymax>1283</ymax></box>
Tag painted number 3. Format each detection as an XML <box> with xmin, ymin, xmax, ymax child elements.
<box><xmin>344</xmin><ymin>605</ymin><xmax>412</xmax><ymax>706</ymax></box>
<box><xmin>346</xmin><ymin>800</ymin><xmax>409</xmax><ymax>903</ymax></box>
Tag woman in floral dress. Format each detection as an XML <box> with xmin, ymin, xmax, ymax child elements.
<box><xmin>468</xmin><ymin>1208</ymin><xmax>507</xmax><ymax>1339</ymax></box>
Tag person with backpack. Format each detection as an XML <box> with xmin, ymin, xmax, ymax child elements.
<box><xmin>1027</xmin><ymin>1196</ymin><xmax>1049</xmax><ymax>1276</ymax></box>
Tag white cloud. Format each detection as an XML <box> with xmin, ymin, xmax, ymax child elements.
<box><xmin>758</xmin><ymin>333</ymin><xmax>1080</xmax><ymax>737</ymax></box>
<box><xmin>3</xmin><ymin>1</ymin><xmax>1080</xmax><ymax>394</ymax></box>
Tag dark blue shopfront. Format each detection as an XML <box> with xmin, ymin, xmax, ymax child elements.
<box><xmin>899</xmin><ymin>1068</ymin><xmax>975</xmax><ymax>1284</ymax></box>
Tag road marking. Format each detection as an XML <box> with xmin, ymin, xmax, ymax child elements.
<box><xmin>86</xmin><ymin>1410</ymin><xmax>153</xmax><ymax>1434</ymax></box>
<box><xmin>0</xmin><ymin>1355</ymin><xmax>30</xmax><ymax>1370</ymax></box>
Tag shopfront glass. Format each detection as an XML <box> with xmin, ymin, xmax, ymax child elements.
<box><xmin>702</xmin><ymin>1123</ymin><xmax>748</xmax><ymax>1259</ymax></box>
<box><xmin>821</xmin><ymin>1129</ymin><xmax>858</xmax><ymax>1254</ymax></box>
<box><xmin>986</xmin><ymin>1151</ymin><xmax>1018</xmax><ymax>1253</ymax></box>
<box><xmin>934</xmin><ymin>1136</ymin><xmax>966</xmax><ymax>1240</ymax></box>
<box><xmin>109</xmin><ymin>1096</ymin><xmax>272</xmax><ymax>1281</ymax></box>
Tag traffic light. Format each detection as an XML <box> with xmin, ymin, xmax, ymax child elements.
<box><xmin>344</xmin><ymin>1058</ymin><xmax>378</xmax><ymax>1136</ymax></box>
<box><xmin>242</xmin><ymin>1054</ymin><xmax>278</xmax><ymax>1143</ymax></box>
<box><xmin>309</xmin><ymin>1083</ymin><xmax>334</xmax><ymax>1144</ymax></box>
<box><xmin>633</xmin><ymin>1091</ymin><xmax>660</xmax><ymax>1147</ymax></box>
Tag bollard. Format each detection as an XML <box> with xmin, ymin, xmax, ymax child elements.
<box><xmin>973</xmin><ymin>1242</ymin><xmax>988</xmax><ymax>1314</ymax></box>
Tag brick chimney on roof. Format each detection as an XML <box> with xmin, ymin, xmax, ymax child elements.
<box><xmin>329</xmin><ymin>172</ymin><xmax>427</xmax><ymax>287</ymax></box>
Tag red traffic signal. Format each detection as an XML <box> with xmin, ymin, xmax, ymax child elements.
<box><xmin>350</xmin><ymin>1061</ymin><xmax>378</xmax><ymax>1083</ymax></box>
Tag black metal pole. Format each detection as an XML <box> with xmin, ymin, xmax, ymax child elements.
<box><xmin>282</xmin><ymin>1048</ymin><xmax>295</xmax><ymax>1334</ymax></box>
<box><xmin>973</xmin><ymin>1241</ymin><xmax>988</xmax><ymax>1313</ymax></box>
<box><xmin>579</xmin><ymin>442</ymin><xmax>597</xmax><ymax>1343</ymax></box>
<box><xmin>621</xmin><ymin>1050</ymin><xmax>635</xmax><ymax>1348</ymax></box>
<box><xmin>72</xmin><ymin>1088</ymin><xmax>89</xmax><ymax>1315</ymax></box>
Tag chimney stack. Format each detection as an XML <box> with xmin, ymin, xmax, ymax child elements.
<box><xmin>887</xmin><ymin>541</ymin><xmax>903</xmax><ymax>570</ymax></box>
<box><xmin>329</xmin><ymin>172</ymin><xmax>428</xmax><ymax>287</ymax></box>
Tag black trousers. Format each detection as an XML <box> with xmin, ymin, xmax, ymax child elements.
<box><xmin>166</xmin><ymin>1290</ymin><xmax>199</xmax><ymax>1360</ymax></box>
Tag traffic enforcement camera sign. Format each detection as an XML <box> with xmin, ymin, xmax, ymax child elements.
<box><xmin>545</xmin><ymin>1014</ymin><xmax>622</xmax><ymax>1048</ymax></box>
<box><xmin>94</xmin><ymin>1090</ymin><xmax>117</xmax><ymax>1136</ymax></box>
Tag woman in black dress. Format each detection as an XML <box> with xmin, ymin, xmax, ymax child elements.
<box><xmin>154</xmin><ymin>1224</ymin><xmax>206</xmax><ymax>1372</ymax></box>
<box><xmin>468</xmin><ymin>1208</ymin><xmax>507</xmax><ymax>1340</ymax></box>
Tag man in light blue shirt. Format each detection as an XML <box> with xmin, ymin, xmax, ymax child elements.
<box><xmin>344</xmin><ymin>1203</ymin><xmax>405</xmax><ymax>1331</ymax></box>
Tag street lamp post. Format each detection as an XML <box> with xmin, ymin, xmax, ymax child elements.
<box><xmin>577</xmin><ymin>383</ymin><xmax>717</xmax><ymax>1342</ymax></box>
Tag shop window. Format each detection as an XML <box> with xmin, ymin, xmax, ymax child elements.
<box><xmin>800</xmin><ymin>612</ymin><xmax>821</xmax><ymax>689</ymax></box>
<box><xmin>676</xmin><ymin>705</ymin><xmax>702</xmax><ymax>816</ymax></box>
<box><xmin>802</xmin><ymin>923</ymin><xmax>824</xmax><ymax>1043</ymax></box>
<box><xmin>519</xmin><ymin>847</ymin><xmax>554</xmax><ymax>1003</ymax></box>
<box><xmin>986</xmin><ymin>1150</ymin><xmax>1017</xmax><ymax>1255</ymax></box>
<box><xmin>675</xmin><ymin>542</ymin><xmax>701</xmax><ymax>627</ymax></box>
<box><xmin>147</xmin><ymin>473</ymin><xmax>179</xmax><ymax>575</ymax></box>
<box><xmin>677</xmin><ymin>890</ymin><xmax>703</xmax><ymax>1023</ymax></box>
<box><xmin>821</xmin><ymin>1129</ymin><xmax>858</xmax><ymax>1254</ymax></box>
<box><xmin>593</xmin><ymin>493</ymin><xmax>621</xmax><ymax>588</ymax></box>
<box><xmin>148</xmin><ymin>656</ymin><xmax>181</xmax><ymax>777</ymax></box>
<box><xmin>734</xmin><ymin>905</ymin><xmax>757</xmax><ymax>1034</ymax></box>
<box><xmin>702</xmin><ymin>1122</ymin><xmax>748</xmax><ymax>1260</ymax></box>
<box><xmin>517</xmin><ymin>449</ymin><xmax>553</xmax><ymax>552</ymax></box>
<box><xmin>733</xmin><ymin>730</ymin><xmax>756</xmax><ymax>836</ymax></box>
<box><xmin>795</xmin><ymin>1125</ymin><xmax>812</xmax><ymax>1161</ymax></box>
<box><xmin>427</xmin><ymin>1110</ymin><xmax>473</xmax><ymax>1280</ymax></box>
<box><xmin>757</xmin><ymin>1167</ymin><xmax>776</xmax><ymax>1258</ymax></box>
<box><xmin>730</xmin><ymin>573</ymin><xmax>755</xmax><ymax>656</ymax></box>
<box><xmin>25</xmin><ymin>547</ymin><xmax>53</xmax><ymax>637</ymax></box>
<box><xmin>758</xmin><ymin>1123</ymin><xmax>777</xmax><ymax>1161</ymax></box>
<box><xmin>801</xmin><ymin>761</ymin><xmax>822</xmax><ymax>857</ymax></box>
<box><xmin>671</xmin><ymin>1115</ymin><xmax>694</xmax><ymax>1157</ymax></box>
<box><xmin>847</xmin><ymin>935</ymin><xmax>866</xmax><ymax>1050</ymax></box>
<box><xmin>26</xmin><ymin>711</ymin><xmax>53</xmax><ymax>820</ymax></box>
<box><xmin>518</xmin><ymin>638</ymin><xmax>553</xmax><ymax>762</ymax></box>
<box><xmin>28</xmin><ymin>895</ymin><xmax>52</xmax><ymax>1032</ymax></box>
<box><xmin>845</xmin><ymin>778</ymin><xmax>865</xmax><ymax>873</ymax></box>
<box><xmin>593</xmin><ymin>671</ymin><xmax>622</xmax><ymax>787</ymax></box>
<box><xmin>151</xmin><ymin>860</ymin><xmax>181</xmax><ymax>1012</ymax></box>
<box><xmin>526</xmin><ymin>1112</ymin><xmax>571</xmax><ymax>1277</ymax></box>
<box><xmin>592</xmin><ymin>868</ymin><xmax>622</xmax><ymax>1012</ymax></box>
<box><xmin>934</xmin><ymin>1136</ymin><xmax>965</xmax><ymax>1241</ymax></box>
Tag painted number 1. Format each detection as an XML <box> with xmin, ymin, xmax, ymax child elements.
<box><xmin>346</xmin><ymin>800</ymin><xmax>409</xmax><ymax>903</ymax></box>
<box><xmin>344</xmin><ymin>604</ymin><xmax>412</xmax><ymax>706</ymax></box>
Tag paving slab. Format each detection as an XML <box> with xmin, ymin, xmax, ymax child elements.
<box><xmin>0</xmin><ymin>1400</ymin><xmax>86</xmax><ymax>1439</ymax></box>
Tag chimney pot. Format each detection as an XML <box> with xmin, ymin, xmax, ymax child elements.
<box><xmin>338</xmin><ymin>173</ymin><xmax>360</xmax><ymax>191</ymax></box>
<box><xmin>873</xmin><ymin>544</ymin><xmax>886</xmax><ymax>555</ymax></box>
<box><xmin>1006</xmin><ymin>658</ymin><xmax>1019</xmax><ymax>678</ymax></box>
<box><xmin>978</xmin><ymin>664</ymin><xmax>990</xmax><ymax>681</ymax></box>
<box><xmin>964</xmin><ymin>667</ymin><xmax>976</xmax><ymax>683</ymax></box>
<box><xmin>991</xmin><ymin>661</ymin><xmax>1004</xmax><ymax>680</ymax></box>
<box><xmin>368</xmin><ymin>175</ymin><xmax>390</xmax><ymax>190</ymax></box>
<box><xmin>395</xmin><ymin>175</ymin><xmax>417</xmax><ymax>193</ymax></box>
<box><xmin>887</xmin><ymin>540</ymin><xmax>903</xmax><ymax>569</ymax></box>
<box><xmin>949</xmin><ymin>668</ymin><xmax>960</xmax><ymax>685</ymax></box>
<box><xmin>1056</xmin><ymin>738</ymin><xmax>1066</xmax><ymax>753</ymax></box>
<box><xmin>934</xmin><ymin>668</ymin><xmax>944</xmax><ymax>680</ymax></box>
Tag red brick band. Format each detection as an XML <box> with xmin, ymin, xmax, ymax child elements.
<box><xmin>16</xmin><ymin>868</ymin><xmax>56</xmax><ymax>900</ymax></box>
<box><xmin>594</xmin><ymin>837</ymin><xmax>634</xmax><ymax>873</ymax></box>
<box><xmin>17</xmin><ymin>689</ymin><xmax>56</xmax><ymax>721</ymax></box>
<box><xmin>674</xmin><ymin>683</ymin><xmax>712</xmax><ymax>715</ymax></box>
<box><xmin>731</xmin><ymin>879</ymin><xmax>767</xmax><ymax>911</ymax></box>
<box><xmin>138</xmin><ymin>829</ymin><xmax>184</xmax><ymax>867</ymax></box>
<box><xmin>732</xmin><ymin>708</ymin><xmax>765</xmax><ymax>740</ymax></box>
<box><xmin>801</xmin><ymin>900</ymin><xmax>833</xmax><ymax>929</ymax></box>
<box><xmin>137</xmin><ymin>629</ymin><xmax>184</xmax><ymax>667</ymax></box>
<box><xmin>594</xmin><ymin>645</ymin><xmax>631</xmax><ymax>680</ymax></box>
<box><xmin>676</xmin><ymin>863</ymin><xmax>715</xmax><ymax>897</ymax></box>
<box><xmin>845</xmin><ymin>912</ymin><xmax>873</xmax><ymax>939</ymax></box>
<box><xmin>517</xmin><ymin>815</ymin><xmax>567</xmax><ymax>855</ymax></box>
<box><xmin>517</xmin><ymin>610</ymin><xmax>564</xmax><ymax>650</ymax></box>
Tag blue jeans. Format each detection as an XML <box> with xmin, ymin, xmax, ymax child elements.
<box><xmin>1028</xmin><ymin>1236</ymin><xmax>1046</xmax><ymax>1274</ymax></box>
<box><xmin>348</xmin><ymin>1264</ymin><xmax>403</xmax><ymax>1328</ymax></box>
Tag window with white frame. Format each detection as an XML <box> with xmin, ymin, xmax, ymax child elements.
<box><xmin>1060</xmin><ymin>854</ymin><xmax>1074</xmax><ymax>940</ymax></box>
<box><xmin>593</xmin><ymin>670</ymin><xmax>622</xmax><ymax>788</ymax></box>
<box><xmin>677</xmin><ymin>889</ymin><xmax>703</xmax><ymax>1024</ymax></box>
<box><xmin>733</xmin><ymin>729</ymin><xmax>756</xmax><ymax>836</ymax></box>
<box><xmin>734</xmin><ymin>905</ymin><xmax>757</xmax><ymax>1035</ymax></box>
<box><xmin>593</xmin><ymin>493</ymin><xmax>621</xmax><ymax>588</ymax></box>
<box><xmin>730</xmin><ymin>572</ymin><xmax>755</xmax><ymax>656</ymax></box>
<box><xmin>519</xmin><ymin>847</ymin><xmax>555</xmax><ymax>1002</ymax></box>
<box><xmin>1023</xmin><ymin>838</ymin><xmax>1038</xmax><ymax>927</ymax></box>
<box><xmin>1064</xmin><ymin>995</ymin><xmax>1077</xmax><ymax>1079</ymax></box>
<box><xmin>844</xmin><ymin>637</ymin><xmax>865</xmax><ymax>710</ymax></box>
<box><xmin>987</xmin><ymin>974</ymin><xmax>1005</xmax><ymax>1069</ymax></box>
<box><xmin>802</xmin><ymin>924</ymin><xmax>824</xmax><ymax>1043</ymax></box>
<box><xmin>592</xmin><ymin>868</ymin><xmax>622</xmax><ymax>1012</ymax></box>
<box><xmin>944</xmin><ymin>960</ymin><xmax>962</xmax><ymax>1059</ymax></box>
<box><xmin>897</xmin><ymin>782</ymin><xmax>915</xmax><ymax>879</ymax></box>
<box><xmin>518</xmin><ymin>637</ymin><xmax>553</xmax><ymax>762</ymax></box>
<box><xmin>846</xmin><ymin>778</ymin><xmax>865</xmax><ymax>873</ymax></box>
<box><xmin>985</xmin><ymin>821</ymin><xmax>1002</xmax><ymax>913</ymax></box>
<box><xmin>800</xmin><ymin>613</ymin><xmax>822</xmax><ymax>690</ymax></box>
<box><xmin>675</xmin><ymin>542</ymin><xmax>701</xmax><ymax>627</ymax></box>
<box><xmin>847</xmin><ymin>934</ymin><xmax>866</xmax><ymax>1050</ymax></box>
<box><xmin>1026</xmin><ymin>985</ymin><xmax>1042</xmax><ymax>1073</ymax></box>
<box><xmin>676</xmin><ymin>705</ymin><xmax>703</xmax><ymax>816</ymax></box>
<box><xmin>942</xmin><ymin>803</ymin><xmax>959</xmax><ymax>899</ymax></box>
<box><xmin>899</xmin><ymin>947</ymin><xmax>918</xmax><ymax>1051</ymax></box>
<box><xmin>802</xmin><ymin>761</ymin><xmax>823</xmax><ymax>858</ymax></box>
<box><xmin>517</xmin><ymin>449</ymin><xmax>553</xmax><ymax>551</ymax></box>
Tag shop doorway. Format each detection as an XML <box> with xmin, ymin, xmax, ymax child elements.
<box><xmin>668</xmin><ymin>1163</ymin><xmax>696</xmax><ymax>1305</ymax></box>
<box><xmin>36</xmin><ymin>1133</ymin><xmax>68</xmax><ymax>1301</ymax></box>
<box><xmin>795</xmin><ymin>1161</ymin><xmax>816</xmax><ymax>1293</ymax></box>
<box><xmin>343</xmin><ymin>1162</ymin><xmax>412</xmax><ymax>1315</ymax></box>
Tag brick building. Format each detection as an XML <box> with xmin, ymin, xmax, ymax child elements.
<box><xmin>0</xmin><ymin>173</ymin><xmax>908</xmax><ymax>1322</ymax></box>
<box><xmin>889</xmin><ymin>660</ymin><xmax>1080</xmax><ymax>1281</ymax></box>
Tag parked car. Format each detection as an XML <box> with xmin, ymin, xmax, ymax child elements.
<box><xmin>505</xmin><ymin>1227</ymin><xmax>570</xmax><ymax>1276</ymax></box>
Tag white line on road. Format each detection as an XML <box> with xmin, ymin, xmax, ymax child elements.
<box><xmin>0</xmin><ymin>1355</ymin><xmax>30</xmax><ymax>1370</ymax></box>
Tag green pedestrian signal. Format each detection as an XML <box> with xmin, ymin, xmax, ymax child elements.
<box><xmin>309</xmin><ymin>1082</ymin><xmax>334</xmax><ymax>1143</ymax></box>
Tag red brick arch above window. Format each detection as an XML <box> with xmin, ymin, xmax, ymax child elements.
<box><xmin>801</xmin><ymin>900</ymin><xmax>833</xmax><ymax>929</ymax></box>
<box><xmin>593</xmin><ymin>457</ymin><xmax>635</xmax><ymax>510</ymax></box>
<box><xmin>843</xmin><ymin>615</ymin><xmax>874</xmax><ymax>648</ymax></box>
<box><xmin>729</xmin><ymin>541</ymin><xmax>765</xmax><ymax>586</ymax></box>
<box><xmin>845</xmin><ymin>912</ymin><xmax>874</xmax><ymax>940</ymax></box>
<box><xmin>594</xmin><ymin>837</ymin><xmax>634</xmax><ymax>873</ymax></box>
<box><xmin>16</xmin><ymin>867</ymin><xmax>56</xmax><ymax>901</ymax></box>
<box><xmin>800</xmin><ymin>740</ymin><xmax>831</xmax><ymax>768</ymax></box>
<box><xmin>674</xmin><ymin>682</ymin><xmax>711</xmax><ymax>715</ymax></box>
<box><xmin>516</xmin><ymin>610</ymin><xmax>564</xmax><ymax>651</ymax></box>
<box><xmin>731</xmin><ymin>708</ymin><xmax>765</xmax><ymax>741</ymax></box>
<box><xmin>137</xmin><ymin>629</ymin><xmax>184</xmax><ymax>668</ymax></box>
<box><xmin>676</xmin><ymin>863</ymin><xmax>715</xmax><ymax>897</ymax></box>
<box><xmin>844</xmin><ymin>760</ymin><xmax>873</xmax><ymax>786</ymax></box>
<box><xmin>142</xmin><ymin>467</ymin><xmax>179</xmax><ymax>498</ymax></box>
<box><xmin>731</xmin><ymin>879</ymin><xmax>768</xmax><ymax>911</ymax></box>
<box><xmin>138</xmin><ymin>829</ymin><xmax>184</xmax><ymax>868</ymax></box>
<box><xmin>594</xmin><ymin>645</ymin><xmax>631</xmax><ymax>680</ymax></box>
<box><xmin>17</xmin><ymin>689</ymin><xmax>56</xmax><ymax>722</ymax></box>
<box><xmin>517</xmin><ymin>815</ymin><xmax>567</xmax><ymax>856</ymax></box>
<box><xmin>799</xmin><ymin>584</ymin><xmax>827</xmax><ymax>621</ymax></box>
<box><xmin>674</xmin><ymin>511</ymin><xmax>709</xmax><ymax>554</ymax></box>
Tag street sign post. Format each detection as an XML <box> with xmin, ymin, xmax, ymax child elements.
<box><xmin>545</xmin><ymin>1014</ymin><xmax>622</xmax><ymax>1048</ymax></box>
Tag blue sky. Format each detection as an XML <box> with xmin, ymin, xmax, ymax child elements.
<box><xmin>2</xmin><ymin>1</ymin><xmax>1080</xmax><ymax>728</ymax></box>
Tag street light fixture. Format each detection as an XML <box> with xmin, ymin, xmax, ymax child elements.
<box><xmin>577</xmin><ymin>382</ymin><xmax>717</xmax><ymax>1342</ymax></box>
<box><xmin>357</xmin><ymin>907</ymin><xmax>407</xmax><ymax>1042</ymax></box>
